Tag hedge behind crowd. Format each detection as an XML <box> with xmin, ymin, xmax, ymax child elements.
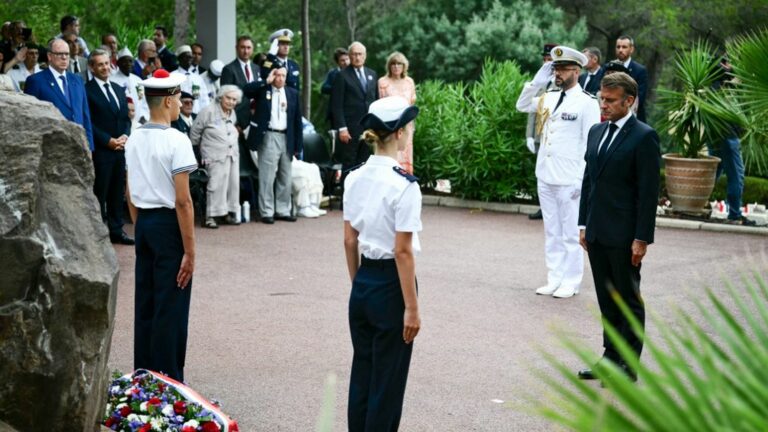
<box><xmin>414</xmin><ymin>59</ymin><xmax>535</xmax><ymax>202</ymax></box>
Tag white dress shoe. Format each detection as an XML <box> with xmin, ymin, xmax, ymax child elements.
<box><xmin>552</xmin><ymin>285</ymin><xmax>579</xmax><ymax>298</ymax></box>
<box><xmin>311</xmin><ymin>205</ymin><xmax>327</xmax><ymax>216</ymax></box>
<box><xmin>535</xmin><ymin>284</ymin><xmax>560</xmax><ymax>295</ymax></box>
<box><xmin>297</xmin><ymin>207</ymin><xmax>320</xmax><ymax>218</ymax></box>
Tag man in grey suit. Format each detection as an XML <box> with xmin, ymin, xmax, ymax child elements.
<box><xmin>220</xmin><ymin>35</ymin><xmax>263</xmax><ymax>131</ymax></box>
<box><xmin>330</xmin><ymin>41</ymin><xmax>378</xmax><ymax>171</ymax></box>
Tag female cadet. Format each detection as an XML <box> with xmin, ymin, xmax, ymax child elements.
<box><xmin>343</xmin><ymin>96</ymin><xmax>422</xmax><ymax>431</ymax></box>
<box><xmin>125</xmin><ymin>69</ymin><xmax>197</xmax><ymax>382</ymax></box>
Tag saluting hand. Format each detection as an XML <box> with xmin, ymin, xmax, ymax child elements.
<box><xmin>177</xmin><ymin>253</ymin><xmax>194</xmax><ymax>289</ymax></box>
<box><xmin>403</xmin><ymin>307</ymin><xmax>421</xmax><ymax>344</ymax></box>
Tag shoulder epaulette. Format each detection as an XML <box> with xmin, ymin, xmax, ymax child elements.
<box><xmin>583</xmin><ymin>90</ymin><xmax>597</xmax><ymax>99</ymax></box>
<box><xmin>344</xmin><ymin>162</ymin><xmax>365</xmax><ymax>173</ymax></box>
<box><xmin>393</xmin><ymin>166</ymin><xmax>419</xmax><ymax>182</ymax></box>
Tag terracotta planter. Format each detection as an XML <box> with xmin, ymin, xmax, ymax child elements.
<box><xmin>663</xmin><ymin>153</ymin><xmax>721</xmax><ymax>214</ymax></box>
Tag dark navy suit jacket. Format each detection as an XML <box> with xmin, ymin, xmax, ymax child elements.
<box><xmin>578</xmin><ymin>115</ymin><xmax>660</xmax><ymax>248</ymax></box>
<box><xmin>25</xmin><ymin>68</ymin><xmax>94</xmax><ymax>151</ymax></box>
<box><xmin>243</xmin><ymin>82</ymin><xmax>303</xmax><ymax>157</ymax></box>
<box><xmin>626</xmin><ymin>60</ymin><xmax>648</xmax><ymax>122</ymax></box>
<box><xmin>85</xmin><ymin>79</ymin><xmax>131</xmax><ymax>161</ymax></box>
<box><xmin>260</xmin><ymin>54</ymin><xmax>301</xmax><ymax>92</ymax></box>
<box><xmin>578</xmin><ymin>66</ymin><xmax>605</xmax><ymax>96</ymax></box>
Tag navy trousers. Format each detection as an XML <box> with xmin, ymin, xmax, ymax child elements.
<box><xmin>134</xmin><ymin>207</ymin><xmax>192</xmax><ymax>382</ymax></box>
<box><xmin>348</xmin><ymin>257</ymin><xmax>413</xmax><ymax>432</ymax></box>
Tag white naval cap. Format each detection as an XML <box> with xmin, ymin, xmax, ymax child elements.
<box><xmin>140</xmin><ymin>69</ymin><xmax>187</xmax><ymax>96</ymax></box>
<box><xmin>175</xmin><ymin>44</ymin><xmax>192</xmax><ymax>57</ymax></box>
<box><xmin>209</xmin><ymin>59</ymin><xmax>224</xmax><ymax>76</ymax></box>
<box><xmin>360</xmin><ymin>96</ymin><xmax>419</xmax><ymax>132</ymax></box>
<box><xmin>269</xmin><ymin>28</ymin><xmax>294</xmax><ymax>43</ymax></box>
<box><xmin>117</xmin><ymin>47</ymin><xmax>133</xmax><ymax>60</ymax></box>
<box><xmin>551</xmin><ymin>45</ymin><xmax>588</xmax><ymax>67</ymax></box>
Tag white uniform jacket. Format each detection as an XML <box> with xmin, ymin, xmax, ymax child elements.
<box><xmin>516</xmin><ymin>83</ymin><xmax>600</xmax><ymax>186</ymax></box>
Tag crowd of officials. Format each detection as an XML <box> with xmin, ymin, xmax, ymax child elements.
<box><xmin>0</xmin><ymin>16</ymin><xmax>424</xmax><ymax>243</ymax></box>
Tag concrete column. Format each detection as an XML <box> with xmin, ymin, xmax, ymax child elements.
<box><xmin>196</xmin><ymin>0</ymin><xmax>237</xmax><ymax>68</ymax></box>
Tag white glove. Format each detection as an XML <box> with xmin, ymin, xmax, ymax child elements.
<box><xmin>526</xmin><ymin>137</ymin><xmax>536</xmax><ymax>154</ymax></box>
<box><xmin>531</xmin><ymin>62</ymin><xmax>553</xmax><ymax>88</ymax></box>
<box><xmin>268</xmin><ymin>39</ymin><xmax>279</xmax><ymax>56</ymax></box>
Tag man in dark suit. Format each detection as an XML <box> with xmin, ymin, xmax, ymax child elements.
<box><xmin>85</xmin><ymin>49</ymin><xmax>133</xmax><ymax>245</ymax></box>
<box><xmin>190</xmin><ymin>43</ymin><xmax>206</xmax><ymax>75</ymax></box>
<box><xmin>220</xmin><ymin>35</ymin><xmax>262</xmax><ymax>131</ymax></box>
<box><xmin>171</xmin><ymin>91</ymin><xmax>196</xmax><ymax>135</ymax></box>
<box><xmin>63</xmin><ymin>32</ymin><xmax>88</xmax><ymax>82</ymax></box>
<box><xmin>615</xmin><ymin>36</ymin><xmax>648</xmax><ymax>122</ymax></box>
<box><xmin>330</xmin><ymin>41</ymin><xmax>378</xmax><ymax>171</ymax></box>
<box><xmin>577</xmin><ymin>72</ymin><xmax>660</xmax><ymax>382</ymax></box>
<box><xmin>133</xmin><ymin>39</ymin><xmax>161</xmax><ymax>79</ymax></box>
<box><xmin>153</xmin><ymin>25</ymin><xmax>178</xmax><ymax>72</ymax></box>
<box><xmin>579</xmin><ymin>47</ymin><xmax>604</xmax><ymax>96</ymax></box>
<box><xmin>25</xmin><ymin>38</ymin><xmax>94</xmax><ymax>151</ymax></box>
<box><xmin>244</xmin><ymin>68</ymin><xmax>303</xmax><ymax>224</ymax></box>
<box><xmin>261</xmin><ymin>29</ymin><xmax>300</xmax><ymax>92</ymax></box>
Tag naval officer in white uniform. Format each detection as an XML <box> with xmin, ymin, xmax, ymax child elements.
<box><xmin>516</xmin><ymin>46</ymin><xmax>600</xmax><ymax>298</ymax></box>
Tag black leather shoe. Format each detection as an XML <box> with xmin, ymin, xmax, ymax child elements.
<box><xmin>261</xmin><ymin>216</ymin><xmax>275</xmax><ymax>224</ymax></box>
<box><xmin>577</xmin><ymin>368</ymin><xmax>597</xmax><ymax>380</ymax></box>
<box><xmin>275</xmin><ymin>214</ymin><xmax>297</xmax><ymax>222</ymax></box>
<box><xmin>528</xmin><ymin>209</ymin><xmax>543</xmax><ymax>220</ymax></box>
<box><xmin>110</xmin><ymin>232</ymin><xmax>135</xmax><ymax>245</ymax></box>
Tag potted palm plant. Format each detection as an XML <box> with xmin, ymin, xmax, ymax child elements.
<box><xmin>657</xmin><ymin>42</ymin><xmax>742</xmax><ymax>214</ymax></box>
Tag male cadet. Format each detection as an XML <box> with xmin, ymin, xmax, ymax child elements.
<box><xmin>579</xmin><ymin>47</ymin><xmax>604</xmax><ymax>96</ymax></box>
<box><xmin>261</xmin><ymin>29</ymin><xmax>300</xmax><ymax>92</ymax></box>
<box><xmin>526</xmin><ymin>43</ymin><xmax>558</xmax><ymax>221</ymax></box>
<box><xmin>85</xmin><ymin>48</ymin><xmax>133</xmax><ymax>245</ymax></box>
<box><xmin>125</xmin><ymin>69</ymin><xmax>197</xmax><ymax>382</ymax></box>
<box><xmin>615</xmin><ymin>36</ymin><xmax>648</xmax><ymax>122</ymax></box>
<box><xmin>516</xmin><ymin>46</ymin><xmax>600</xmax><ymax>299</ymax></box>
<box><xmin>171</xmin><ymin>45</ymin><xmax>210</xmax><ymax>114</ymax></box>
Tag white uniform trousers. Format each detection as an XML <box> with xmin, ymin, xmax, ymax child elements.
<box><xmin>206</xmin><ymin>155</ymin><xmax>239</xmax><ymax>218</ymax></box>
<box><xmin>537</xmin><ymin>181</ymin><xmax>583</xmax><ymax>289</ymax></box>
<box><xmin>258</xmin><ymin>131</ymin><xmax>293</xmax><ymax>217</ymax></box>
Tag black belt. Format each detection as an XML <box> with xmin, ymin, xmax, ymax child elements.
<box><xmin>267</xmin><ymin>128</ymin><xmax>286</xmax><ymax>134</ymax></box>
<box><xmin>361</xmin><ymin>256</ymin><xmax>396</xmax><ymax>268</ymax></box>
<box><xmin>138</xmin><ymin>207</ymin><xmax>175</xmax><ymax>214</ymax></box>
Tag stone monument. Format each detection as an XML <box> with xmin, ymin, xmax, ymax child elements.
<box><xmin>0</xmin><ymin>92</ymin><xmax>119</xmax><ymax>431</ymax></box>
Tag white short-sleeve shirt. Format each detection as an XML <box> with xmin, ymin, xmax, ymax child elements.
<box><xmin>125</xmin><ymin>124</ymin><xmax>198</xmax><ymax>209</ymax></box>
<box><xmin>343</xmin><ymin>155</ymin><xmax>422</xmax><ymax>259</ymax></box>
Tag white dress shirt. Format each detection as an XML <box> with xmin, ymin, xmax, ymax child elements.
<box><xmin>268</xmin><ymin>87</ymin><xmax>287</xmax><ymax>130</ymax></box>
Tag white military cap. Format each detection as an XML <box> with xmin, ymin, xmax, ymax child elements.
<box><xmin>140</xmin><ymin>69</ymin><xmax>187</xmax><ymax>96</ymax></box>
<box><xmin>360</xmin><ymin>96</ymin><xmax>419</xmax><ymax>132</ymax></box>
<box><xmin>175</xmin><ymin>45</ymin><xmax>192</xmax><ymax>57</ymax></box>
<box><xmin>209</xmin><ymin>59</ymin><xmax>224</xmax><ymax>76</ymax></box>
<box><xmin>117</xmin><ymin>47</ymin><xmax>133</xmax><ymax>60</ymax></box>
<box><xmin>551</xmin><ymin>45</ymin><xmax>588</xmax><ymax>67</ymax></box>
<box><xmin>269</xmin><ymin>28</ymin><xmax>294</xmax><ymax>43</ymax></box>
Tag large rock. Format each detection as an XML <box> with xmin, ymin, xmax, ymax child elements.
<box><xmin>0</xmin><ymin>92</ymin><xmax>119</xmax><ymax>431</ymax></box>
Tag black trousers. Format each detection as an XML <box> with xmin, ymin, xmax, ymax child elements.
<box><xmin>587</xmin><ymin>241</ymin><xmax>645</xmax><ymax>365</ymax></box>
<box><xmin>93</xmin><ymin>153</ymin><xmax>126</xmax><ymax>236</ymax></box>
<box><xmin>134</xmin><ymin>208</ymin><xmax>192</xmax><ymax>382</ymax></box>
<box><xmin>348</xmin><ymin>257</ymin><xmax>413</xmax><ymax>432</ymax></box>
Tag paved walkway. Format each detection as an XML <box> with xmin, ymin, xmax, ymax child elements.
<box><xmin>108</xmin><ymin>205</ymin><xmax>765</xmax><ymax>431</ymax></box>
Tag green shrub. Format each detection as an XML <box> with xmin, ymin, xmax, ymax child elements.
<box><xmin>659</xmin><ymin>169</ymin><xmax>768</xmax><ymax>204</ymax></box>
<box><xmin>414</xmin><ymin>59</ymin><xmax>535</xmax><ymax>202</ymax></box>
<box><xmin>539</xmin><ymin>269</ymin><xmax>768</xmax><ymax>431</ymax></box>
